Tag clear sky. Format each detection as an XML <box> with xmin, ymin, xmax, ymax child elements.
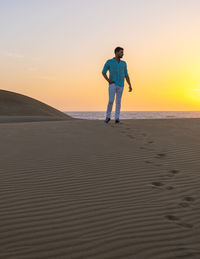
<box><xmin>0</xmin><ymin>0</ymin><xmax>200</xmax><ymax>111</ymax></box>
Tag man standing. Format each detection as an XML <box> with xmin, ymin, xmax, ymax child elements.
<box><xmin>102</xmin><ymin>47</ymin><xmax>133</xmax><ymax>124</ymax></box>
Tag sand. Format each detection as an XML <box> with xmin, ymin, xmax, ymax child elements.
<box><xmin>0</xmin><ymin>89</ymin><xmax>71</xmax><ymax>119</ymax></box>
<box><xmin>0</xmin><ymin>117</ymin><xmax>200</xmax><ymax>258</ymax></box>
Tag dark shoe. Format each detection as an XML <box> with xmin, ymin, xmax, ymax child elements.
<box><xmin>115</xmin><ymin>119</ymin><xmax>122</xmax><ymax>124</ymax></box>
<box><xmin>104</xmin><ymin>117</ymin><xmax>110</xmax><ymax>123</ymax></box>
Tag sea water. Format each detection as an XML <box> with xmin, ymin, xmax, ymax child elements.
<box><xmin>65</xmin><ymin>111</ymin><xmax>200</xmax><ymax>120</ymax></box>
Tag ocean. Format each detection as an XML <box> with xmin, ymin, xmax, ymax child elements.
<box><xmin>64</xmin><ymin>111</ymin><xmax>200</xmax><ymax>120</ymax></box>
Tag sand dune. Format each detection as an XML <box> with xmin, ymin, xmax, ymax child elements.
<box><xmin>0</xmin><ymin>89</ymin><xmax>73</xmax><ymax>122</ymax></box>
<box><xmin>0</xmin><ymin>118</ymin><xmax>200</xmax><ymax>258</ymax></box>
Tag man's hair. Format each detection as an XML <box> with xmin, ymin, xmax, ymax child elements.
<box><xmin>114</xmin><ymin>47</ymin><xmax>123</xmax><ymax>54</ymax></box>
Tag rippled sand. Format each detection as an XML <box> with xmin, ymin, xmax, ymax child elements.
<box><xmin>0</xmin><ymin>118</ymin><xmax>200</xmax><ymax>258</ymax></box>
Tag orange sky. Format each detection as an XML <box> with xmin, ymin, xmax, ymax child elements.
<box><xmin>0</xmin><ymin>0</ymin><xmax>200</xmax><ymax>111</ymax></box>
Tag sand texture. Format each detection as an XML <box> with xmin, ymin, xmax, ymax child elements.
<box><xmin>0</xmin><ymin>118</ymin><xmax>200</xmax><ymax>258</ymax></box>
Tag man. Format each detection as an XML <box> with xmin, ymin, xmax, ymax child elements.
<box><xmin>102</xmin><ymin>47</ymin><xmax>133</xmax><ymax>124</ymax></box>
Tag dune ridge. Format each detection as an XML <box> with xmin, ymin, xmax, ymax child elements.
<box><xmin>0</xmin><ymin>89</ymin><xmax>73</xmax><ymax>121</ymax></box>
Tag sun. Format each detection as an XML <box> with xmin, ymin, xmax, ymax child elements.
<box><xmin>187</xmin><ymin>87</ymin><xmax>200</xmax><ymax>102</ymax></box>
<box><xmin>193</xmin><ymin>88</ymin><xmax>200</xmax><ymax>96</ymax></box>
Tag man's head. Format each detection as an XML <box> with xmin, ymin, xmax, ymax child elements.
<box><xmin>114</xmin><ymin>47</ymin><xmax>124</xmax><ymax>59</ymax></box>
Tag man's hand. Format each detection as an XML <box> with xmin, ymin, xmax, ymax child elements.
<box><xmin>108</xmin><ymin>80</ymin><xmax>115</xmax><ymax>84</ymax></box>
<box><xmin>102</xmin><ymin>73</ymin><xmax>115</xmax><ymax>85</ymax></box>
<box><xmin>125</xmin><ymin>76</ymin><xmax>133</xmax><ymax>92</ymax></box>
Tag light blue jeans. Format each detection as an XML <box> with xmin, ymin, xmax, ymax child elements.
<box><xmin>106</xmin><ymin>83</ymin><xmax>124</xmax><ymax>120</ymax></box>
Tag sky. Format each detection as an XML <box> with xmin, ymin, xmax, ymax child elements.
<box><xmin>0</xmin><ymin>0</ymin><xmax>200</xmax><ymax>111</ymax></box>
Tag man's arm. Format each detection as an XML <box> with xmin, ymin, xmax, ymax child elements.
<box><xmin>102</xmin><ymin>72</ymin><xmax>115</xmax><ymax>84</ymax></box>
<box><xmin>124</xmin><ymin>62</ymin><xmax>132</xmax><ymax>91</ymax></box>
<box><xmin>125</xmin><ymin>75</ymin><xmax>132</xmax><ymax>87</ymax></box>
<box><xmin>102</xmin><ymin>60</ymin><xmax>115</xmax><ymax>84</ymax></box>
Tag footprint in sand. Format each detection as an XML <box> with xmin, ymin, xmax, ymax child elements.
<box><xmin>151</xmin><ymin>181</ymin><xmax>165</xmax><ymax>187</ymax></box>
<box><xmin>165</xmin><ymin>185</ymin><xmax>175</xmax><ymax>190</ymax></box>
<box><xmin>165</xmin><ymin>214</ymin><xmax>193</xmax><ymax>229</ymax></box>
<box><xmin>151</xmin><ymin>182</ymin><xmax>175</xmax><ymax>190</ymax></box>
<box><xmin>177</xmin><ymin>196</ymin><xmax>195</xmax><ymax>208</ymax></box>
<box><xmin>139</xmin><ymin>146</ymin><xmax>153</xmax><ymax>151</ymax></box>
<box><xmin>126</xmin><ymin>134</ymin><xmax>135</xmax><ymax>139</ymax></box>
<box><xmin>145</xmin><ymin>160</ymin><xmax>152</xmax><ymax>164</ymax></box>
<box><xmin>144</xmin><ymin>140</ymin><xmax>154</xmax><ymax>145</ymax></box>
<box><xmin>170</xmin><ymin>169</ymin><xmax>179</xmax><ymax>174</ymax></box>
<box><xmin>183</xmin><ymin>196</ymin><xmax>195</xmax><ymax>202</ymax></box>
<box><xmin>167</xmin><ymin>169</ymin><xmax>179</xmax><ymax>177</ymax></box>
<box><xmin>119</xmin><ymin>130</ymin><xmax>135</xmax><ymax>139</ymax></box>
<box><xmin>178</xmin><ymin>202</ymin><xmax>190</xmax><ymax>208</ymax></box>
<box><xmin>165</xmin><ymin>214</ymin><xmax>179</xmax><ymax>221</ymax></box>
<box><xmin>156</xmin><ymin>153</ymin><xmax>166</xmax><ymax>158</ymax></box>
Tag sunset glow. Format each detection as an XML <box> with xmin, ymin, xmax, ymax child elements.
<box><xmin>0</xmin><ymin>0</ymin><xmax>200</xmax><ymax>111</ymax></box>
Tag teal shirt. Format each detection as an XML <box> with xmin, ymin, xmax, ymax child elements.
<box><xmin>102</xmin><ymin>57</ymin><xmax>128</xmax><ymax>87</ymax></box>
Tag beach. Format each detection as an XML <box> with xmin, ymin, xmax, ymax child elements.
<box><xmin>0</xmin><ymin>117</ymin><xmax>200</xmax><ymax>258</ymax></box>
<box><xmin>1</xmin><ymin>0</ymin><xmax>200</xmax><ymax>257</ymax></box>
